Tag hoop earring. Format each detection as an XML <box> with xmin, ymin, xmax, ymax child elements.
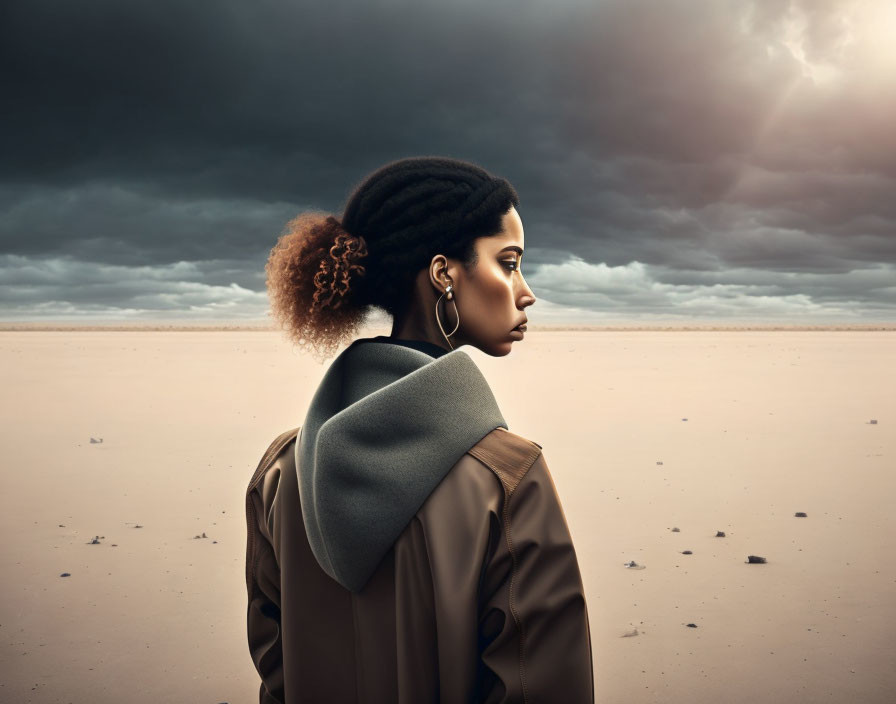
<box><xmin>435</xmin><ymin>284</ymin><xmax>460</xmax><ymax>350</ymax></box>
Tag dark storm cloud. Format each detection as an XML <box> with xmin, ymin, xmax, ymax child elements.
<box><xmin>0</xmin><ymin>182</ymin><xmax>301</xmax><ymax>265</ymax></box>
<box><xmin>1</xmin><ymin>0</ymin><xmax>893</xmax><ymax>321</ymax></box>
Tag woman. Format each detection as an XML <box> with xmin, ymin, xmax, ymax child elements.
<box><xmin>245</xmin><ymin>156</ymin><xmax>594</xmax><ymax>703</ymax></box>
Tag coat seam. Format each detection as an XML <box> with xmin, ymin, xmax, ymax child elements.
<box><xmin>502</xmin><ymin>486</ymin><xmax>530</xmax><ymax>704</ymax></box>
<box><xmin>419</xmin><ymin>515</ymin><xmax>441</xmax><ymax>696</ymax></box>
<box><xmin>413</xmin><ymin>515</ymin><xmax>441</xmax><ymax>698</ymax></box>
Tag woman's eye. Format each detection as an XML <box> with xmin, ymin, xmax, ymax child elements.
<box><xmin>502</xmin><ymin>260</ymin><xmax>519</xmax><ymax>272</ymax></box>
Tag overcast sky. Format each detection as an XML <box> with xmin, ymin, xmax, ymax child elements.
<box><xmin>2</xmin><ymin>0</ymin><xmax>894</xmax><ymax>324</ymax></box>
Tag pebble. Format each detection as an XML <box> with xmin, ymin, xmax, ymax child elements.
<box><xmin>746</xmin><ymin>555</ymin><xmax>767</xmax><ymax>564</ymax></box>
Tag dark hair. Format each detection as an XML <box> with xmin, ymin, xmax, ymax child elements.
<box><xmin>266</xmin><ymin>156</ymin><xmax>520</xmax><ymax>360</ymax></box>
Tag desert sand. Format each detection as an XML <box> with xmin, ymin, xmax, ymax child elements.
<box><xmin>1</xmin><ymin>327</ymin><xmax>894</xmax><ymax>703</ymax></box>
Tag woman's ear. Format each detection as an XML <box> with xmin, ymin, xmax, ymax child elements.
<box><xmin>429</xmin><ymin>254</ymin><xmax>453</xmax><ymax>295</ymax></box>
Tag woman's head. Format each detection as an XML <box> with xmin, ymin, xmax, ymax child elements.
<box><xmin>266</xmin><ymin>156</ymin><xmax>535</xmax><ymax>361</ymax></box>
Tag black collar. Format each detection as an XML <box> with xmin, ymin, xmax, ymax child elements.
<box><xmin>359</xmin><ymin>335</ymin><xmax>451</xmax><ymax>358</ymax></box>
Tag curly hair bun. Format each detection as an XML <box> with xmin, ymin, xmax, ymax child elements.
<box><xmin>311</xmin><ymin>217</ymin><xmax>369</xmax><ymax>313</ymax></box>
<box><xmin>265</xmin><ymin>212</ymin><xmax>369</xmax><ymax>362</ymax></box>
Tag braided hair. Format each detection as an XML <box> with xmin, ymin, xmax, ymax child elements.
<box><xmin>265</xmin><ymin>156</ymin><xmax>520</xmax><ymax>361</ymax></box>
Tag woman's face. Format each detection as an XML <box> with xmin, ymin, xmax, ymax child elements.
<box><xmin>444</xmin><ymin>206</ymin><xmax>536</xmax><ymax>356</ymax></box>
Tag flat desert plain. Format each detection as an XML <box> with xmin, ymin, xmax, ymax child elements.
<box><xmin>1</xmin><ymin>328</ymin><xmax>894</xmax><ymax>703</ymax></box>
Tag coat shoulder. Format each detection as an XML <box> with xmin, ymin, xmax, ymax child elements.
<box><xmin>248</xmin><ymin>426</ymin><xmax>300</xmax><ymax>494</ymax></box>
<box><xmin>466</xmin><ymin>427</ymin><xmax>543</xmax><ymax>497</ymax></box>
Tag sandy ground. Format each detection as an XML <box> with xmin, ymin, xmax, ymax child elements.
<box><xmin>1</xmin><ymin>328</ymin><xmax>894</xmax><ymax>703</ymax></box>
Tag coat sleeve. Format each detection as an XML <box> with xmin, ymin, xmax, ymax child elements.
<box><xmin>246</xmin><ymin>469</ymin><xmax>286</xmax><ymax>704</ymax></box>
<box><xmin>476</xmin><ymin>453</ymin><xmax>595</xmax><ymax>703</ymax></box>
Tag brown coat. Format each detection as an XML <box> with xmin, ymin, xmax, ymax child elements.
<box><xmin>246</xmin><ymin>425</ymin><xmax>594</xmax><ymax>703</ymax></box>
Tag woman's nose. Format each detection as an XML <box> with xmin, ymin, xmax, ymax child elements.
<box><xmin>518</xmin><ymin>279</ymin><xmax>535</xmax><ymax>307</ymax></box>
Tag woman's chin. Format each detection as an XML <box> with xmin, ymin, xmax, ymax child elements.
<box><xmin>483</xmin><ymin>340</ymin><xmax>514</xmax><ymax>357</ymax></box>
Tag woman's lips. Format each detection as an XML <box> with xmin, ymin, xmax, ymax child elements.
<box><xmin>510</xmin><ymin>325</ymin><xmax>525</xmax><ymax>339</ymax></box>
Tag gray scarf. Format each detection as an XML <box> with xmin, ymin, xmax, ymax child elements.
<box><xmin>297</xmin><ymin>338</ymin><xmax>507</xmax><ymax>593</ymax></box>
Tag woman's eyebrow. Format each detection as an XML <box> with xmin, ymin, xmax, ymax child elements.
<box><xmin>499</xmin><ymin>246</ymin><xmax>523</xmax><ymax>255</ymax></box>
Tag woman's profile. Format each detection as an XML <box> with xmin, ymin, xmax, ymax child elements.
<box><xmin>245</xmin><ymin>156</ymin><xmax>594</xmax><ymax>703</ymax></box>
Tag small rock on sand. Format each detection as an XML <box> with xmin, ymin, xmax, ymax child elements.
<box><xmin>715</xmin><ymin>531</ymin><xmax>726</xmax><ymax>537</ymax></box>
<box><xmin>681</xmin><ymin>550</ymin><xmax>693</xmax><ymax>555</ymax></box>
<box><xmin>671</xmin><ymin>527</ymin><xmax>680</xmax><ymax>532</ymax></box>
<box><xmin>60</xmin><ymin>573</ymin><xmax>71</xmax><ymax>577</ymax></box>
<box><xmin>624</xmin><ymin>560</ymin><xmax>646</xmax><ymax>570</ymax></box>
<box><xmin>621</xmin><ymin>628</ymin><xmax>639</xmax><ymax>638</ymax></box>
<box><xmin>794</xmin><ymin>512</ymin><xmax>808</xmax><ymax>517</ymax></box>
<box><xmin>686</xmin><ymin>623</ymin><xmax>698</xmax><ymax>628</ymax></box>
<box><xmin>747</xmin><ymin>555</ymin><xmax>767</xmax><ymax>564</ymax></box>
